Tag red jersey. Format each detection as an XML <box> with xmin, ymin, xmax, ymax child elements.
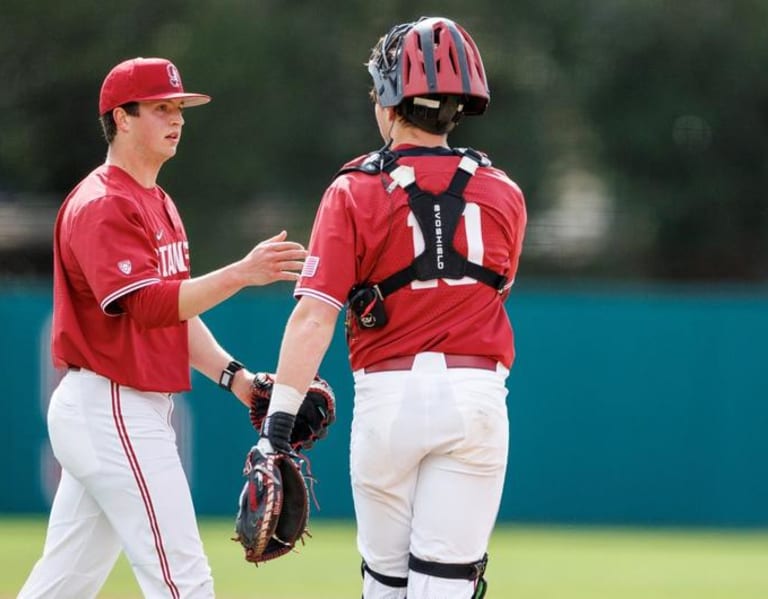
<box><xmin>51</xmin><ymin>164</ymin><xmax>191</xmax><ymax>392</ymax></box>
<box><xmin>295</xmin><ymin>146</ymin><xmax>527</xmax><ymax>370</ymax></box>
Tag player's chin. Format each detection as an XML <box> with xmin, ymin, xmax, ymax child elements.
<box><xmin>162</xmin><ymin>143</ymin><xmax>179</xmax><ymax>158</ymax></box>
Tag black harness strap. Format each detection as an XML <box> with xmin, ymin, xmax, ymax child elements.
<box><xmin>409</xmin><ymin>553</ymin><xmax>489</xmax><ymax>599</ymax></box>
<box><xmin>338</xmin><ymin>147</ymin><xmax>506</xmax><ymax>332</ymax></box>
<box><xmin>333</xmin><ymin>146</ymin><xmax>488</xmax><ymax>185</ymax></box>
<box><xmin>375</xmin><ymin>149</ymin><xmax>507</xmax><ymax>297</ymax></box>
<box><xmin>408</xmin><ymin>552</ymin><xmax>487</xmax><ymax>580</ymax></box>
<box><xmin>361</xmin><ymin>559</ymin><xmax>408</xmax><ymax>589</ymax></box>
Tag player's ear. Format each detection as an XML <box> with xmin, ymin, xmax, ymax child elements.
<box><xmin>383</xmin><ymin>105</ymin><xmax>397</xmax><ymax>123</ymax></box>
<box><xmin>112</xmin><ymin>107</ymin><xmax>132</xmax><ymax>132</ymax></box>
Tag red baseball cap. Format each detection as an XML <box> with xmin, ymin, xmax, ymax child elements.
<box><xmin>99</xmin><ymin>57</ymin><xmax>211</xmax><ymax>115</ymax></box>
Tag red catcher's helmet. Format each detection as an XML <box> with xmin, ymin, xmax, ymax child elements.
<box><xmin>368</xmin><ymin>17</ymin><xmax>490</xmax><ymax>116</ymax></box>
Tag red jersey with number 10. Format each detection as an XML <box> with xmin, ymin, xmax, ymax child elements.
<box><xmin>295</xmin><ymin>146</ymin><xmax>527</xmax><ymax>370</ymax></box>
<box><xmin>51</xmin><ymin>165</ymin><xmax>191</xmax><ymax>392</ymax></box>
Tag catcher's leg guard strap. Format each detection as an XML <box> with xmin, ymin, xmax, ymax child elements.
<box><xmin>361</xmin><ymin>559</ymin><xmax>408</xmax><ymax>588</ymax></box>
<box><xmin>408</xmin><ymin>553</ymin><xmax>488</xmax><ymax>599</ymax></box>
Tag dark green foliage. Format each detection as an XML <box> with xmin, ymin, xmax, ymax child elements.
<box><xmin>1</xmin><ymin>0</ymin><xmax>765</xmax><ymax>280</ymax></box>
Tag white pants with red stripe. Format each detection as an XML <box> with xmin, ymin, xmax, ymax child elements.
<box><xmin>18</xmin><ymin>368</ymin><xmax>213</xmax><ymax>599</ymax></box>
<box><xmin>351</xmin><ymin>352</ymin><xmax>510</xmax><ymax>599</ymax></box>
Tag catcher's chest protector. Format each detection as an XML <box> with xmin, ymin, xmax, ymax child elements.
<box><xmin>394</xmin><ymin>160</ymin><xmax>483</xmax><ymax>283</ymax></box>
<box><xmin>343</xmin><ymin>147</ymin><xmax>508</xmax><ymax>300</ymax></box>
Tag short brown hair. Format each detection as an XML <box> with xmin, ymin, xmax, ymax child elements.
<box><xmin>98</xmin><ymin>102</ymin><xmax>139</xmax><ymax>144</ymax></box>
<box><xmin>369</xmin><ymin>88</ymin><xmax>464</xmax><ymax>135</ymax></box>
<box><xmin>396</xmin><ymin>95</ymin><xmax>464</xmax><ymax>135</ymax></box>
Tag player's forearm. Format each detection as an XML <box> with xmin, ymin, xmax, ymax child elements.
<box><xmin>178</xmin><ymin>264</ymin><xmax>244</xmax><ymax>321</ymax></box>
<box><xmin>188</xmin><ymin>316</ymin><xmax>253</xmax><ymax>406</ymax></box>
<box><xmin>177</xmin><ymin>231</ymin><xmax>307</xmax><ymax>320</ymax></box>
<box><xmin>274</xmin><ymin>297</ymin><xmax>338</xmax><ymax>398</ymax></box>
<box><xmin>187</xmin><ymin>316</ymin><xmax>231</xmax><ymax>378</ymax></box>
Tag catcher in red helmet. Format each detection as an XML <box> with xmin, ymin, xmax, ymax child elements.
<box><xmin>368</xmin><ymin>16</ymin><xmax>490</xmax><ymax>123</ymax></box>
<box><xmin>259</xmin><ymin>16</ymin><xmax>527</xmax><ymax>599</ymax></box>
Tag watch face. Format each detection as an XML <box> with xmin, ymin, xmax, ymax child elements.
<box><xmin>219</xmin><ymin>361</ymin><xmax>244</xmax><ymax>390</ymax></box>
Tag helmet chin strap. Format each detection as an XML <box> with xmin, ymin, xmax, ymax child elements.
<box><xmin>380</xmin><ymin>116</ymin><xmax>396</xmax><ymax>146</ymax></box>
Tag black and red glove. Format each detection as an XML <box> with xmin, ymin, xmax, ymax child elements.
<box><xmin>249</xmin><ymin>373</ymin><xmax>336</xmax><ymax>451</ymax></box>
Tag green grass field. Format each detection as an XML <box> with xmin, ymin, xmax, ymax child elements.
<box><xmin>2</xmin><ymin>517</ymin><xmax>767</xmax><ymax>598</ymax></box>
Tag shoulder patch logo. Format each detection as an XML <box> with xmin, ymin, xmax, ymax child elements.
<box><xmin>117</xmin><ymin>260</ymin><xmax>132</xmax><ymax>275</ymax></box>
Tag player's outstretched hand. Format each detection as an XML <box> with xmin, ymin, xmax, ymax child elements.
<box><xmin>238</xmin><ymin>231</ymin><xmax>307</xmax><ymax>286</ymax></box>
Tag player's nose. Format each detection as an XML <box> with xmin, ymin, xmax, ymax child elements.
<box><xmin>169</xmin><ymin>102</ymin><xmax>184</xmax><ymax>125</ymax></box>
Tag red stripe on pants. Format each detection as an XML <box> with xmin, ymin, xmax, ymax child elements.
<box><xmin>111</xmin><ymin>382</ymin><xmax>180</xmax><ymax>599</ymax></box>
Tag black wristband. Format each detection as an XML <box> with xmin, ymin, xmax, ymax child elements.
<box><xmin>262</xmin><ymin>411</ymin><xmax>296</xmax><ymax>453</ymax></box>
<box><xmin>218</xmin><ymin>359</ymin><xmax>245</xmax><ymax>391</ymax></box>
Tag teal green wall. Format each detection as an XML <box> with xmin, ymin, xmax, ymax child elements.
<box><xmin>2</xmin><ymin>283</ymin><xmax>767</xmax><ymax>527</ymax></box>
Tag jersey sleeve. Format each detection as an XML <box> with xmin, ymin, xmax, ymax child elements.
<box><xmin>118</xmin><ymin>279</ymin><xmax>183</xmax><ymax>328</ymax></box>
<box><xmin>66</xmin><ymin>195</ymin><xmax>162</xmax><ymax>315</ymax></box>
<box><xmin>294</xmin><ymin>181</ymin><xmax>358</xmax><ymax>310</ymax></box>
<box><xmin>500</xmin><ymin>175</ymin><xmax>527</xmax><ymax>290</ymax></box>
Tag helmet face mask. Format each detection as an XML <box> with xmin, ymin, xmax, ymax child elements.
<box><xmin>368</xmin><ymin>16</ymin><xmax>490</xmax><ymax>117</ymax></box>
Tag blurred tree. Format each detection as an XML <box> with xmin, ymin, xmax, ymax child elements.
<box><xmin>575</xmin><ymin>0</ymin><xmax>768</xmax><ymax>281</ymax></box>
<box><xmin>0</xmin><ymin>0</ymin><xmax>765</xmax><ymax>282</ymax></box>
<box><xmin>0</xmin><ymin>0</ymin><xmax>190</xmax><ymax>192</ymax></box>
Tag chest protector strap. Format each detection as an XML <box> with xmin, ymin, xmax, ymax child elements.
<box><xmin>375</xmin><ymin>149</ymin><xmax>507</xmax><ymax>298</ymax></box>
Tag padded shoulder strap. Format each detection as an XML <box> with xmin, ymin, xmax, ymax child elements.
<box><xmin>332</xmin><ymin>146</ymin><xmax>490</xmax><ymax>180</ymax></box>
<box><xmin>454</xmin><ymin>147</ymin><xmax>492</xmax><ymax>167</ymax></box>
<box><xmin>333</xmin><ymin>149</ymin><xmax>399</xmax><ymax>179</ymax></box>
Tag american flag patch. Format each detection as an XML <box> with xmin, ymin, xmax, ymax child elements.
<box><xmin>301</xmin><ymin>255</ymin><xmax>320</xmax><ymax>278</ymax></box>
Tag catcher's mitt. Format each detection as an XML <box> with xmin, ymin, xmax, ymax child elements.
<box><xmin>233</xmin><ymin>445</ymin><xmax>310</xmax><ymax>564</ymax></box>
<box><xmin>250</xmin><ymin>374</ymin><xmax>336</xmax><ymax>450</ymax></box>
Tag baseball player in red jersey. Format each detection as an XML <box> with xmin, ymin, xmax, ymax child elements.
<box><xmin>18</xmin><ymin>57</ymin><xmax>306</xmax><ymax>599</ymax></box>
<box><xmin>254</xmin><ymin>17</ymin><xmax>526</xmax><ymax>599</ymax></box>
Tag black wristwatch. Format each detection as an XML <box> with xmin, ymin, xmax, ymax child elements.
<box><xmin>218</xmin><ymin>359</ymin><xmax>245</xmax><ymax>392</ymax></box>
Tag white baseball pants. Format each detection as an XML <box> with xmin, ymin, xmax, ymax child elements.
<box><xmin>18</xmin><ymin>368</ymin><xmax>213</xmax><ymax>599</ymax></box>
<box><xmin>351</xmin><ymin>352</ymin><xmax>510</xmax><ymax>599</ymax></box>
